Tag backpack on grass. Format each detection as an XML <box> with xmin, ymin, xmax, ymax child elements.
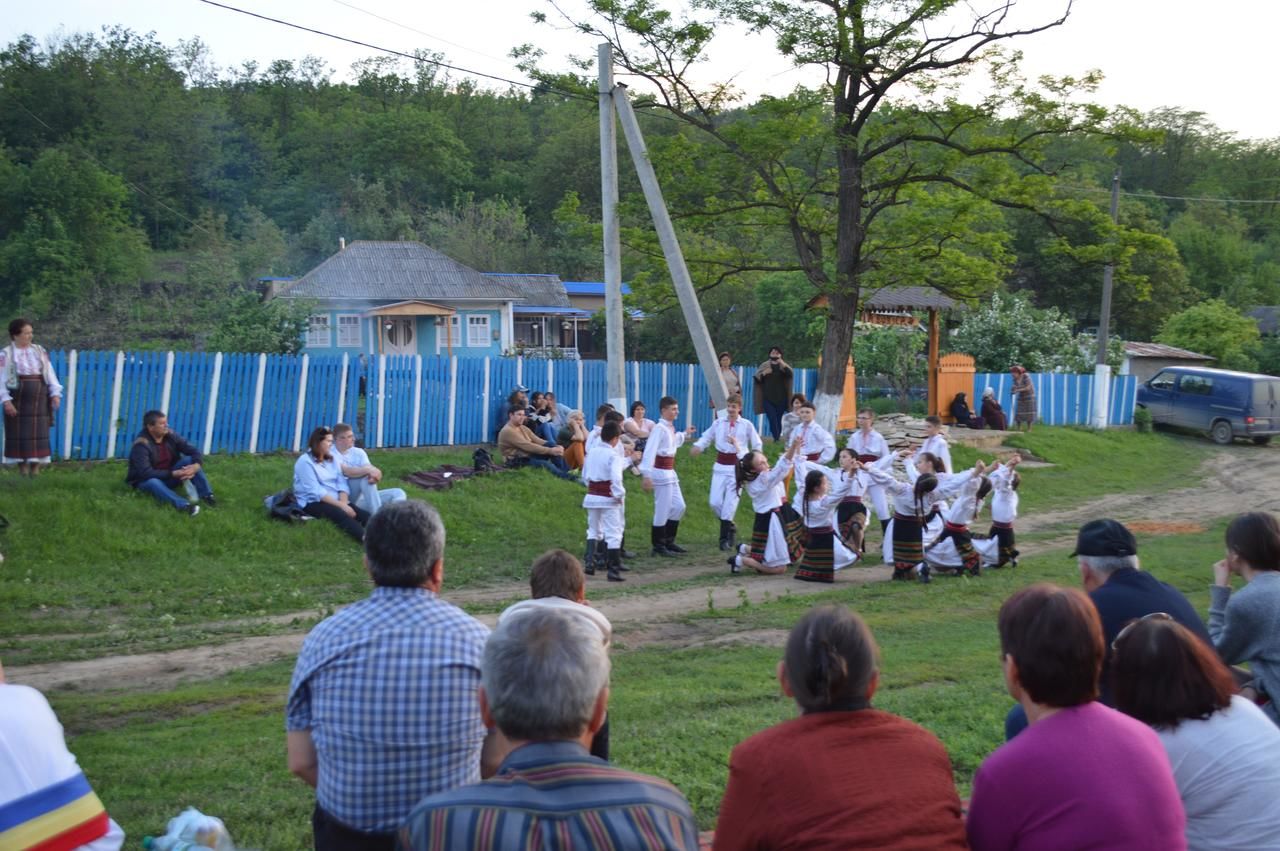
<box><xmin>264</xmin><ymin>488</ymin><xmax>308</xmax><ymax>523</ymax></box>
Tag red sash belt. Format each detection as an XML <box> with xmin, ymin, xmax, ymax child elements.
<box><xmin>944</xmin><ymin>521</ymin><xmax>970</xmax><ymax>533</ymax></box>
<box><xmin>805</xmin><ymin>452</ymin><xmax>822</xmax><ymax>461</ymax></box>
<box><xmin>715</xmin><ymin>451</ymin><xmax>739</xmax><ymax>466</ymax></box>
<box><xmin>991</xmin><ymin>520</ymin><xmax>1014</xmax><ymax>529</ymax></box>
<box><xmin>587</xmin><ymin>481</ymin><xmax>613</xmax><ymax>497</ymax></box>
<box><xmin>840</xmin><ymin>496</ymin><xmax>865</xmax><ymax>505</ymax></box>
<box><xmin>856</xmin><ymin>454</ymin><xmax>879</xmax><ymax>463</ymax></box>
<box><xmin>654</xmin><ymin>456</ymin><xmax>675</xmax><ymax>470</ymax></box>
<box><xmin>807</xmin><ymin>525</ymin><xmax>834</xmax><ymax>534</ymax></box>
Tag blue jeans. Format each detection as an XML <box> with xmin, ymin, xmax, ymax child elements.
<box><xmin>346</xmin><ymin>477</ymin><xmax>407</xmax><ymax>515</ymax></box>
<box><xmin>134</xmin><ymin>456</ymin><xmax>212</xmax><ymax>510</ymax></box>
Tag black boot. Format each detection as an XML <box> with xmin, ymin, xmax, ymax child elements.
<box><xmin>718</xmin><ymin>519</ymin><xmax>732</xmax><ymax>551</ymax></box>
<box><xmin>727</xmin><ymin>521</ymin><xmax>736</xmax><ymax>550</ymax></box>
<box><xmin>620</xmin><ymin>533</ymin><xmax>637</xmax><ymax>560</ymax></box>
<box><xmin>651</xmin><ymin>526</ymin><xmax>677</xmax><ymax>557</ymax></box>
<box><xmin>607</xmin><ymin>547</ymin><xmax>625</xmax><ymax>582</ymax></box>
<box><xmin>665</xmin><ymin>520</ymin><xmax>687</xmax><ymax>553</ymax></box>
<box><xmin>583</xmin><ymin>539</ymin><xmax>598</xmax><ymax>575</ymax></box>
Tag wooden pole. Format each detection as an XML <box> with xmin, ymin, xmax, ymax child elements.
<box><xmin>927</xmin><ymin>308</ymin><xmax>940</xmax><ymax>416</ymax></box>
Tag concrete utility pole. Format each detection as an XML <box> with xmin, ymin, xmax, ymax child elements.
<box><xmin>599</xmin><ymin>43</ymin><xmax>627</xmax><ymax>412</ymax></box>
<box><xmin>611</xmin><ymin>84</ymin><xmax>728</xmax><ymax>412</ymax></box>
<box><xmin>1090</xmin><ymin>170</ymin><xmax>1121</xmax><ymax>430</ymax></box>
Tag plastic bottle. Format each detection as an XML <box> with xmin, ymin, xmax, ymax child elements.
<box><xmin>142</xmin><ymin>809</ymin><xmax>235</xmax><ymax>851</ymax></box>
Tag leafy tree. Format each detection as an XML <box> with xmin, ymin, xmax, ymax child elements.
<box><xmin>851</xmin><ymin>325</ymin><xmax>926</xmax><ymax>406</ymax></box>
<box><xmin>949</xmin><ymin>292</ymin><xmax>1122</xmax><ymax>373</ymax></box>
<box><xmin>421</xmin><ymin>195</ymin><xmax>546</xmax><ymax>272</ymax></box>
<box><xmin>207</xmin><ymin>291</ymin><xmax>313</xmax><ymax>354</ymax></box>
<box><xmin>1156</xmin><ymin>299</ymin><xmax>1261</xmax><ymax>372</ymax></box>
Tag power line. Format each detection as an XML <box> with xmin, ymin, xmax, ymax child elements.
<box><xmin>326</xmin><ymin>0</ymin><xmax>518</xmax><ymax>70</ymax></box>
<box><xmin>1069</xmin><ymin>185</ymin><xmax>1280</xmax><ymax>206</ymax></box>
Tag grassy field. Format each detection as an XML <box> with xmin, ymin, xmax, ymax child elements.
<box><xmin>0</xmin><ymin>427</ymin><xmax>1234</xmax><ymax>846</ymax></box>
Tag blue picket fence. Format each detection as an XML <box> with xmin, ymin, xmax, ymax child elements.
<box><xmin>5</xmin><ymin>352</ymin><xmax>1136</xmax><ymax>461</ymax></box>
<box><xmin>973</xmin><ymin>372</ymin><xmax>1138</xmax><ymax>426</ymax></box>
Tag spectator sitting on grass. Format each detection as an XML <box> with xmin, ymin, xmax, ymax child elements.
<box><xmin>713</xmin><ymin>604</ymin><xmax>968</xmax><ymax>851</ymax></box>
<box><xmin>497</xmin><ymin>405</ymin><xmax>575</xmax><ymax>481</ymax></box>
<box><xmin>332</xmin><ymin>423</ymin><xmax>406</xmax><ymax>516</ymax></box>
<box><xmin>556</xmin><ymin>410</ymin><xmax>589</xmax><ymax>472</ymax></box>
<box><xmin>293</xmin><ymin>426</ymin><xmax>370</xmax><ymax>543</ymax></box>
<box><xmin>527</xmin><ymin>392</ymin><xmax>558</xmax><ymax>444</ymax></box>
<box><xmin>545</xmin><ymin>391</ymin><xmax>571</xmax><ymax>431</ymax></box>
<box><xmin>398</xmin><ymin>607</ymin><xmax>699</xmax><ymax>851</ymax></box>
<box><xmin>125</xmin><ymin>409</ymin><xmax>215</xmax><ymax>516</ymax></box>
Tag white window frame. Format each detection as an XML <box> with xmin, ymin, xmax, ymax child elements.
<box><xmin>306</xmin><ymin>314</ymin><xmax>331</xmax><ymax>347</ymax></box>
<box><xmin>336</xmin><ymin>314</ymin><xmax>362</xmax><ymax>348</ymax></box>
<box><xmin>467</xmin><ymin>314</ymin><xmax>490</xmax><ymax>348</ymax></box>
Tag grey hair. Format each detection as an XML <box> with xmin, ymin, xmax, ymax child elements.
<box><xmin>1079</xmin><ymin>554</ymin><xmax>1139</xmax><ymax>577</ymax></box>
<box><xmin>364</xmin><ymin>501</ymin><xmax>445</xmax><ymax>587</ymax></box>
<box><xmin>482</xmin><ymin>607</ymin><xmax>610</xmax><ymax>741</ymax></box>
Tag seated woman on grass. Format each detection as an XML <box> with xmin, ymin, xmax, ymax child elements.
<box><xmin>293</xmin><ymin>426</ymin><xmax>370</xmax><ymax>543</ymax></box>
<box><xmin>713</xmin><ymin>604</ymin><xmax>967</xmax><ymax>850</ymax></box>
<box><xmin>1111</xmin><ymin>615</ymin><xmax>1280</xmax><ymax>850</ymax></box>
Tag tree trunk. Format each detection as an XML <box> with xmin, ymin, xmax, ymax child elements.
<box><xmin>813</xmin><ymin>288</ymin><xmax>858</xmax><ymax>432</ymax></box>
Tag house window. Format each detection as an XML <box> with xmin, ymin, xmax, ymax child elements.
<box><xmin>307</xmin><ymin>314</ymin><xmax>331</xmax><ymax>347</ymax></box>
<box><xmin>336</xmin><ymin>314</ymin><xmax>361</xmax><ymax>348</ymax></box>
<box><xmin>467</xmin><ymin>315</ymin><xmax>490</xmax><ymax>347</ymax></box>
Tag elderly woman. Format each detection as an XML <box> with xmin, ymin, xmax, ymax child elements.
<box><xmin>293</xmin><ymin>426</ymin><xmax>370</xmax><ymax>542</ymax></box>
<box><xmin>1010</xmin><ymin>365</ymin><xmax>1036</xmax><ymax>430</ymax></box>
<box><xmin>967</xmin><ymin>584</ymin><xmax>1186</xmax><ymax>850</ymax></box>
<box><xmin>1209</xmin><ymin>511</ymin><xmax>1280</xmax><ymax>726</ymax></box>
<box><xmin>713</xmin><ymin>604</ymin><xmax>968</xmax><ymax>850</ymax></box>
<box><xmin>980</xmin><ymin>386</ymin><xmax>1008</xmax><ymax>431</ymax></box>
<box><xmin>1</xmin><ymin>318</ymin><xmax>62</xmax><ymax>477</ymax></box>
<box><xmin>1111</xmin><ymin>616</ymin><xmax>1280</xmax><ymax>850</ymax></box>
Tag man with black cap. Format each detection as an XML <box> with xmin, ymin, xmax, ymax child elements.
<box><xmin>1005</xmin><ymin>518</ymin><xmax>1210</xmax><ymax>739</ymax></box>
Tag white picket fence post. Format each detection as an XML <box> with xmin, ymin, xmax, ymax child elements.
<box><xmin>447</xmin><ymin>356</ymin><xmax>458</xmax><ymax>446</ymax></box>
<box><xmin>203</xmin><ymin>352</ymin><xmax>224</xmax><ymax>456</ymax></box>
<box><xmin>336</xmin><ymin>352</ymin><xmax>349</xmax><ymax>427</ymax></box>
<box><xmin>376</xmin><ymin>355</ymin><xmax>387</xmax><ymax>449</ymax></box>
<box><xmin>62</xmin><ymin>350</ymin><xmax>78</xmax><ymax>460</ymax></box>
<box><xmin>249</xmin><ymin>353</ymin><xmax>267</xmax><ymax>454</ymax></box>
<box><xmin>576</xmin><ymin>358</ymin><xmax>584</xmax><ymax>411</ymax></box>
<box><xmin>482</xmin><ymin>357</ymin><xmax>491</xmax><ymax>441</ymax></box>
<box><xmin>160</xmin><ymin>351</ymin><xmax>175</xmax><ymax>415</ymax></box>
<box><xmin>412</xmin><ymin>355</ymin><xmax>423</xmax><ymax>448</ymax></box>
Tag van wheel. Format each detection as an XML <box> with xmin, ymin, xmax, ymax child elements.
<box><xmin>1253</xmin><ymin>436</ymin><xmax>1272</xmax><ymax>446</ymax></box>
<box><xmin>1210</xmin><ymin>420</ymin><xmax>1234</xmax><ymax>445</ymax></box>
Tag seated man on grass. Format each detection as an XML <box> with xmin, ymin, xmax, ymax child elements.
<box><xmin>496</xmin><ymin>405</ymin><xmax>575</xmax><ymax>481</ymax></box>
<box><xmin>398</xmin><ymin>607</ymin><xmax>699</xmax><ymax>850</ymax></box>
<box><xmin>125</xmin><ymin>409</ymin><xmax>214</xmax><ymax>516</ymax></box>
<box><xmin>332</xmin><ymin>423</ymin><xmax>406</xmax><ymax>515</ymax></box>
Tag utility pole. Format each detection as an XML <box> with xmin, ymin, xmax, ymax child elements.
<box><xmin>1090</xmin><ymin>170</ymin><xmax>1121</xmax><ymax>430</ymax></box>
<box><xmin>612</xmin><ymin>84</ymin><xmax>728</xmax><ymax>413</ymax></box>
<box><xmin>599</xmin><ymin>43</ymin><xmax>626</xmax><ymax>412</ymax></box>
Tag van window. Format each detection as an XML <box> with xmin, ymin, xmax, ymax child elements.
<box><xmin>1255</xmin><ymin>381</ymin><xmax>1280</xmax><ymax>408</ymax></box>
<box><xmin>1149</xmin><ymin>372</ymin><xmax>1175</xmax><ymax>391</ymax></box>
<box><xmin>1179</xmin><ymin>375</ymin><xmax>1214</xmax><ymax>396</ymax></box>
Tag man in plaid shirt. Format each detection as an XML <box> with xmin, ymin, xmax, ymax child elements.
<box><xmin>286</xmin><ymin>501</ymin><xmax>489</xmax><ymax>850</ymax></box>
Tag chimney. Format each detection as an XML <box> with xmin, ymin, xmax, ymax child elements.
<box><xmin>339</xmin><ymin>237</ymin><xmax>346</xmax><ymax>251</ymax></box>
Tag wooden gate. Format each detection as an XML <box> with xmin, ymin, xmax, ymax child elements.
<box><xmin>935</xmin><ymin>353</ymin><xmax>976</xmax><ymax>420</ymax></box>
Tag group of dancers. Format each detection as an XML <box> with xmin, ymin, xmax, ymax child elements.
<box><xmin>578</xmin><ymin>396</ymin><xmax>1023</xmax><ymax>585</ymax></box>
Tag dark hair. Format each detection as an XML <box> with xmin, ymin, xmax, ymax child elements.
<box><xmin>8</xmin><ymin>318</ymin><xmax>32</xmax><ymax>339</ymax></box>
<box><xmin>790</xmin><ymin>393</ymin><xmax>808</xmax><ymax>407</ymax></box>
<box><xmin>332</xmin><ymin>423</ymin><xmax>353</xmax><ymax>437</ymax></box>
<box><xmin>838</xmin><ymin>447</ymin><xmax>856</xmax><ymax>464</ymax></box>
<box><xmin>1111</xmin><ymin>618</ymin><xmax>1235</xmax><ymax>730</ymax></box>
<box><xmin>798</xmin><ymin>400</ymin><xmax>816</xmax><ymax>412</ymax></box>
<box><xmin>507</xmin><ymin>390</ymin><xmax>526</xmax><ymax>406</ymax></box>
<box><xmin>143</xmin><ymin>410</ymin><xmax>166</xmax><ymax>428</ymax></box>
<box><xmin>998</xmin><ymin>583</ymin><xmax>1102</xmax><ymax>707</ymax></box>
<box><xmin>530</xmin><ymin>549</ymin><xmax>585</xmax><ymax>601</ymax></box>
<box><xmin>1010</xmin><ymin>470</ymin><xmax>1021</xmax><ymax>492</ymax></box>
<box><xmin>784</xmin><ymin>604</ymin><xmax>878</xmax><ymax>713</ymax></box>
<box><xmin>630</xmin><ymin>400</ymin><xmax>646</xmax><ymax>417</ymax></box>
<box><xmin>531</xmin><ymin>391</ymin><xmax>545</xmax><ymax>404</ymax></box>
<box><xmin>735</xmin><ymin>451</ymin><xmax>764</xmax><ymax>494</ymax></box>
<box><xmin>596</xmin><ymin>403</ymin><xmax>615</xmax><ymax>421</ymax></box>
<box><xmin>507</xmin><ymin>403</ymin><xmax>525</xmax><ymax>418</ymax></box>
<box><xmin>917</xmin><ymin>452</ymin><xmax>944</xmax><ymax>474</ymax></box>
<box><xmin>603</xmin><ymin>410</ymin><xmax>624</xmax><ymax>425</ymax></box>
<box><xmin>913</xmin><ymin>473</ymin><xmax>937</xmax><ymax>518</ymax></box>
<box><xmin>307</xmin><ymin>426</ymin><xmax>333</xmax><ymax>461</ymax></box>
<box><xmin>925</xmin><ymin>415</ymin><xmax>942</xmax><ymax>427</ymax></box>
<box><xmin>769</xmin><ymin>346</ymin><xmax>783</xmax><ymax>357</ymax></box>
<box><xmin>802</xmin><ymin>468</ymin><xmax>827</xmax><ymax>525</ymax></box>
<box><xmin>976</xmin><ymin>475</ymin><xmax>993</xmax><ymax>502</ymax></box>
<box><xmin>718</xmin><ymin>351</ymin><xmax>731</xmax><ymax>361</ymax></box>
<box><xmin>659</xmin><ymin>395</ymin><xmax>678</xmax><ymax>411</ymax></box>
<box><xmin>856</xmin><ymin>408</ymin><xmax>875</xmax><ymax>419</ymax></box>
<box><xmin>365</xmin><ymin>501</ymin><xmax>445</xmax><ymax>588</ymax></box>
<box><xmin>1225</xmin><ymin>512</ymin><xmax>1280</xmax><ymax>572</ymax></box>
<box><xmin>725</xmin><ymin>393</ymin><xmax>743</xmax><ymax>407</ymax></box>
<box><xmin>600</xmin><ymin>420</ymin><xmax>621</xmax><ymax>442</ymax></box>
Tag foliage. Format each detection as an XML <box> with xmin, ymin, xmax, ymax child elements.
<box><xmin>206</xmin><ymin>292</ymin><xmax>314</xmax><ymax>354</ymax></box>
<box><xmin>949</xmin><ymin>292</ymin><xmax>1123</xmax><ymax>373</ymax></box>
<box><xmin>1258</xmin><ymin>336</ymin><xmax>1280</xmax><ymax>378</ymax></box>
<box><xmin>851</xmin><ymin>326</ymin><xmax>927</xmax><ymax>406</ymax></box>
<box><xmin>1156</xmin><ymin>298</ymin><xmax>1262</xmax><ymax>371</ymax></box>
<box><xmin>1132</xmin><ymin>405</ymin><xmax>1153</xmax><ymax>433</ymax></box>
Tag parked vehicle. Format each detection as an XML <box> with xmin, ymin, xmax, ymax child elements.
<box><xmin>1136</xmin><ymin>367</ymin><xmax>1280</xmax><ymax>445</ymax></box>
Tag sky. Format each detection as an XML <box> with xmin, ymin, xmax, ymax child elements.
<box><xmin>4</xmin><ymin>0</ymin><xmax>1278</xmax><ymax>140</ymax></box>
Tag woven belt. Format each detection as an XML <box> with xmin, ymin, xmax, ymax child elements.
<box><xmin>805</xmin><ymin>452</ymin><xmax>822</xmax><ymax>461</ymax></box>
<box><xmin>587</xmin><ymin>480</ymin><xmax>613</xmax><ymax>497</ymax></box>
<box><xmin>654</xmin><ymin>456</ymin><xmax>675</xmax><ymax>470</ymax></box>
<box><xmin>715</xmin><ymin>451</ymin><xmax>739</xmax><ymax>466</ymax></box>
<box><xmin>840</xmin><ymin>496</ymin><xmax>865</xmax><ymax>505</ymax></box>
<box><xmin>856</xmin><ymin>454</ymin><xmax>879</xmax><ymax>463</ymax></box>
<box><xmin>944</xmin><ymin>521</ymin><xmax>970</xmax><ymax>533</ymax></box>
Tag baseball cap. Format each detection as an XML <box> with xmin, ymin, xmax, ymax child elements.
<box><xmin>514</xmin><ymin>384</ymin><xmax>529</xmax><ymax>393</ymax></box>
<box><xmin>1070</xmin><ymin>519</ymin><xmax>1138</xmax><ymax>558</ymax></box>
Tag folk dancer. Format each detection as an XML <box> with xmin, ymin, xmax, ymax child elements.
<box><xmin>987</xmin><ymin>454</ymin><xmax>1022</xmax><ymax>567</ymax></box>
<box><xmin>926</xmin><ymin>461</ymin><xmax>990</xmax><ymax>577</ymax></box>
<box><xmin>920</xmin><ymin>415</ymin><xmax>952</xmax><ymax>474</ymax></box>
<box><xmin>791</xmin><ymin>461</ymin><xmax>859</xmax><ymax>583</ymax></box>
<box><xmin>639</xmin><ymin>396</ymin><xmax>698</xmax><ymax>557</ymax></box>
<box><xmin>582</xmin><ymin>420</ymin><xmax>628</xmax><ymax>582</ymax></box>
<box><xmin>793</xmin><ymin>400</ymin><xmax>836</xmax><ymax>465</ymax></box>
<box><xmin>847</xmin><ymin>409</ymin><xmax>892</xmax><ymax>541</ymax></box>
<box><xmin>729</xmin><ymin>437</ymin><xmax>804</xmax><ymax>575</ymax></box>
<box><xmin>863</xmin><ymin>457</ymin><xmax>977</xmax><ymax>583</ymax></box>
<box><xmin>691</xmin><ymin>394</ymin><xmax>762</xmax><ymax>551</ymax></box>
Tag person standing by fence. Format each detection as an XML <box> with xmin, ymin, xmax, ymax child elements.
<box><xmin>1011</xmin><ymin>366</ymin><xmax>1036</xmax><ymax>431</ymax></box>
<box><xmin>753</xmin><ymin>347</ymin><xmax>793</xmax><ymax>441</ymax></box>
<box><xmin>1</xmin><ymin>318</ymin><xmax>61</xmax><ymax>477</ymax></box>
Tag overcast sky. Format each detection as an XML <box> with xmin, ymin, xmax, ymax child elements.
<box><xmin>5</xmin><ymin>0</ymin><xmax>1277</xmax><ymax>140</ymax></box>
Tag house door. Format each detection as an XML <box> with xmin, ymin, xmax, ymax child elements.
<box><xmin>383</xmin><ymin>317</ymin><xmax>416</xmax><ymax>356</ymax></box>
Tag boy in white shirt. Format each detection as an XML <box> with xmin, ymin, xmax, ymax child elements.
<box><xmin>690</xmin><ymin>394</ymin><xmax>762</xmax><ymax>551</ymax></box>
<box><xmin>919</xmin><ymin>415</ymin><xmax>952</xmax><ymax>474</ymax></box>
<box><xmin>332</xmin><ymin>424</ymin><xmax>407</xmax><ymax>515</ymax></box>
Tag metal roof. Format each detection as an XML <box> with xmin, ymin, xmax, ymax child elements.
<box><xmin>862</xmin><ymin>286</ymin><xmax>957</xmax><ymax>310</ymax></box>
<box><xmin>1123</xmin><ymin>341</ymin><xmax>1214</xmax><ymax>361</ymax></box>
<box><xmin>279</xmin><ymin>241</ymin><xmax>524</xmax><ymax>302</ymax></box>
<box><xmin>562</xmin><ymin>281</ymin><xmax>633</xmax><ymax>296</ymax></box>
<box><xmin>513</xmin><ymin>306</ymin><xmax>591</xmax><ymax>316</ymax></box>
<box><xmin>484</xmin><ymin>273</ymin><xmax>570</xmax><ymax>307</ymax></box>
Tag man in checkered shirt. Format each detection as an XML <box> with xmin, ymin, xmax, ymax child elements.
<box><xmin>286</xmin><ymin>501</ymin><xmax>489</xmax><ymax>850</ymax></box>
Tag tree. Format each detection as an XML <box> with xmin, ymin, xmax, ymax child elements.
<box><xmin>949</xmin><ymin>292</ymin><xmax>1122</xmax><ymax>373</ymax></box>
<box><xmin>207</xmin><ymin>291</ymin><xmax>313</xmax><ymax>354</ymax></box>
<box><xmin>851</xmin><ymin>325</ymin><xmax>926</xmax><ymax>405</ymax></box>
<box><xmin>1156</xmin><ymin>299</ymin><xmax>1261</xmax><ymax>372</ymax></box>
<box><xmin>528</xmin><ymin>0</ymin><xmax>1132</xmax><ymax>429</ymax></box>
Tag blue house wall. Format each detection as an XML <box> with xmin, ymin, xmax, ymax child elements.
<box><xmin>300</xmin><ymin>305</ymin><xmax>506</xmax><ymax>358</ymax></box>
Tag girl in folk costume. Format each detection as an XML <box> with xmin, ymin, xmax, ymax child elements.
<box><xmin>828</xmin><ymin>448</ymin><xmax>896</xmax><ymax>554</ymax></box>
<box><xmin>986</xmin><ymin>454</ymin><xmax>1022</xmax><ymax>567</ymax></box>
<box><xmin>1</xmin><ymin>318</ymin><xmax>62</xmax><ymax>476</ymax></box>
<box><xmin>847</xmin><ymin>408</ymin><xmax>893</xmax><ymax>542</ymax></box>
<box><xmin>582</xmin><ymin>420</ymin><xmax>628</xmax><ymax>582</ymax></box>
<box><xmin>925</xmin><ymin>461</ymin><xmax>991</xmax><ymax>577</ymax></box>
<box><xmin>864</xmin><ymin>458</ymin><xmax>977</xmax><ymax>583</ymax></box>
<box><xmin>690</xmin><ymin>394</ymin><xmax>763</xmax><ymax>551</ymax></box>
<box><xmin>792</xmin><ymin>400</ymin><xmax>836</xmax><ymax>464</ymax></box>
<box><xmin>897</xmin><ymin>451</ymin><xmax>950</xmax><ymax>556</ymax></box>
<box><xmin>791</xmin><ymin>463</ymin><xmax>859</xmax><ymax>583</ymax></box>
<box><xmin>639</xmin><ymin>395</ymin><xmax>699</xmax><ymax>557</ymax></box>
<box><xmin>729</xmin><ymin>437</ymin><xmax>805</xmax><ymax>575</ymax></box>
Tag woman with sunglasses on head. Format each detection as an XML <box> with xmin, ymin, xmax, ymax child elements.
<box><xmin>294</xmin><ymin>426</ymin><xmax>371</xmax><ymax>542</ymax></box>
<box><xmin>1112</xmin><ymin>614</ymin><xmax>1280</xmax><ymax>850</ymax></box>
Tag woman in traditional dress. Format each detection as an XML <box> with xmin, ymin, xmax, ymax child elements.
<box><xmin>981</xmin><ymin>386</ymin><xmax>1008</xmax><ymax>431</ymax></box>
<box><xmin>1010</xmin><ymin>365</ymin><xmax>1036</xmax><ymax>430</ymax></box>
<box><xmin>1</xmin><ymin>318</ymin><xmax>62</xmax><ymax>477</ymax></box>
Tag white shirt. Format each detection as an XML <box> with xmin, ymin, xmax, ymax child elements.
<box><xmin>847</xmin><ymin>429</ymin><xmax>889</xmax><ymax>460</ymax></box>
<box><xmin>333</xmin><ymin>444</ymin><xmax>372</xmax><ymax>474</ymax></box>
<box><xmin>989</xmin><ymin>463</ymin><xmax>1019</xmax><ymax>523</ymax></box>
<box><xmin>794</xmin><ymin>421</ymin><xmax>836</xmax><ymax>463</ymax></box>
<box><xmin>744</xmin><ymin>456</ymin><xmax>792</xmax><ymax>513</ymax></box>
<box><xmin>582</xmin><ymin>444</ymin><xmax>626</xmax><ymax>508</ymax></box>
<box><xmin>693</xmin><ymin>417</ymin><xmax>762</xmax><ymax>467</ymax></box>
<box><xmin>941</xmin><ymin>474</ymin><xmax>984</xmax><ymax>526</ymax></box>
<box><xmin>0</xmin><ymin>343</ymin><xmax>63</xmax><ymax>404</ymax></box>
<box><xmin>638</xmin><ymin>420</ymin><xmax>686</xmax><ymax>483</ymax></box>
<box><xmin>0</xmin><ymin>684</ymin><xmax>125</xmax><ymax>851</ymax></box>
<box><xmin>920</xmin><ymin>433</ymin><xmax>952</xmax><ymax>474</ymax></box>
